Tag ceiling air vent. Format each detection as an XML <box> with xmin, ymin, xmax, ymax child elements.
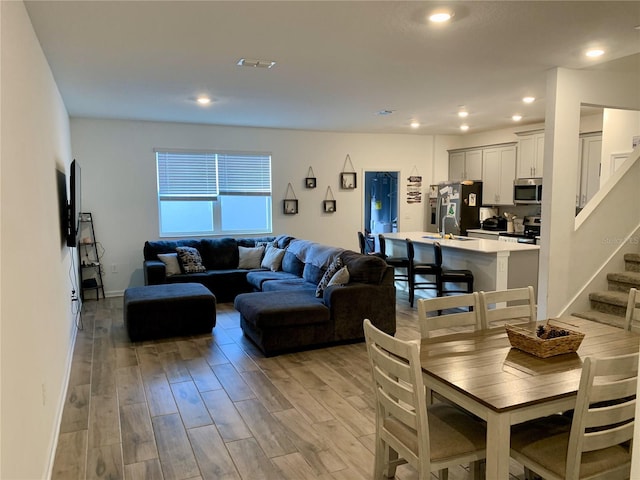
<box><xmin>236</xmin><ymin>58</ymin><xmax>276</xmax><ymax>69</ymax></box>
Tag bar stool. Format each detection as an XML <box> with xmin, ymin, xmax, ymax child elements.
<box><xmin>358</xmin><ymin>231</ymin><xmax>385</xmax><ymax>258</ymax></box>
<box><xmin>434</xmin><ymin>242</ymin><xmax>474</xmax><ymax>297</ymax></box>
<box><xmin>406</xmin><ymin>238</ymin><xmax>439</xmax><ymax>308</ymax></box>
<box><xmin>379</xmin><ymin>234</ymin><xmax>410</xmax><ymax>289</ymax></box>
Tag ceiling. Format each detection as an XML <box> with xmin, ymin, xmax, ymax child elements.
<box><xmin>24</xmin><ymin>1</ymin><xmax>640</xmax><ymax>135</ymax></box>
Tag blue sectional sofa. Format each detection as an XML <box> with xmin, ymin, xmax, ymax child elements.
<box><xmin>142</xmin><ymin>235</ymin><xmax>396</xmax><ymax>355</ymax></box>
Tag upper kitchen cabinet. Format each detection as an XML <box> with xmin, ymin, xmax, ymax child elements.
<box><xmin>448</xmin><ymin>148</ymin><xmax>482</xmax><ymax>181</ymax></box>
<box><xmin>516</xmin><ymin>130</ymin><xmax>544</xmax><ymax>178</ymax></box>
<box><xmin>482</xmin><ymin>144</ymin><xmax>517</xmax><ymax>205</ymax></box>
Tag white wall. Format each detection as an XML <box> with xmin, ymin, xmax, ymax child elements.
<box><xmin>601</xmin><ymin>108</ymin><xmax>640</xmax><ymax>184</ymax></box>
<box><xmin>1</xmin><ymin>2</ymin><xmax>75</xmax><ymax>478</ymax></box>
<box><xmin>540</xmin><ymin>67</ymin><xmax>640</xmax><ymax>318</ymax></box>
<box><xmin>70</xmin><ymin>118</ymin><xmax>434</xmax><ymax>296</ymax></box>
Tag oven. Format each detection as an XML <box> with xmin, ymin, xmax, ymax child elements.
<box><xmin>499</xmin><ymin>215</ymin><xmax>541</xmax><ymax>244</ymax></box>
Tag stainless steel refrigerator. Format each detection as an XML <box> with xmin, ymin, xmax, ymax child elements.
<box><xmin>436</xmin><ymin>181</ymin><xmax>483</xmax><ymax>236</ymax></box>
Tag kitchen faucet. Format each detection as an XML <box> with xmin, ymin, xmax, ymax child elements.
<box><xmin>441</xmin><ymin>214</ymin><xmax>459</xmax><ymax>237</ymax></box>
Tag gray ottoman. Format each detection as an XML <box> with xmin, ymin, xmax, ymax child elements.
<box><xmin>124</xmin><ymin>283</ymin><xmax>216</xmax><ymax>341</ymax></box>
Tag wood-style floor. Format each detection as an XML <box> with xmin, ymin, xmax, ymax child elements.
<box><xmin>52</xmin><ymin>292</ymin><xmax>527</xmax><ymax>480</ymax></box>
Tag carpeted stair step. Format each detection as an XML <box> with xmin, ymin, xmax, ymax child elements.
<box><xmin>625</xmin><ymin>253</ymin><xmax>640</xmax><ymax>273</ymax></box>
<box><xmin>572</xmin><ymin>310</ymin><xmax>627</xmax><ymax>329</ymax></box>
<box><xmin>606</xmin><ymin>271</ymin><xmax>640</xmax><ymax>292</ymax></box>
<box><xmin>588</xmin><ymin>290</ymin><xmax>631</xmax><ymax>317</ymax></box>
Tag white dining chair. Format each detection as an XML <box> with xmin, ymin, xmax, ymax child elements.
<box><xmin>417</xmin><ymin>293</ymin><xmax>481</xmax><ymax>338</ymax></box>
<box><xmin>478</xmin><ymin>286</ymin><xmax>536</xmax><ymax>328</ymax></box>
<box><xmin>363</xmin><ymin>319</ymin><xmax>486</xmax><ymax>480</ymax></box>
<box><xmin>510</xmin><ymin>352</ymin><xmax>638</xmax><ymax>480</ymax></box>
<box><xmin>625</xmin><ymin>288</ymin><xmax>640</xmax><ymax>333</ymax></box>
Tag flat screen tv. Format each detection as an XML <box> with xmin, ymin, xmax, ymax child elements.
<box><xmin>67</xmin><ymin>159</ymin><xmax>81</xmax><ymax>247</ymax></box>
<box><xmin>57</xmin><ymin>168</ymin><xmax>68</xmax><ymax>246</ymax></box>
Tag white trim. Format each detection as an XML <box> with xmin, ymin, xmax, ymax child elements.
<box><xmin>45</xmin><ymin>324</ymin><xmax>79</xmax><ymax>480</ymax></box>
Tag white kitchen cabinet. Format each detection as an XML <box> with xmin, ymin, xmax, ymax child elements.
<box><xmin>448</xmin><ymin>149</ymin><xmax>482</xmax><ymax>181</ymax></box>
<box><xmin>482</xmin><ymin>144</ymin><xmax>516</xmax><ymax>205</ymax></box>
<box><xmin>517</xmin><ymin>131</ymin><xmax>544</xmax><ymax>178</ymax></box>
<box><xmin>576</xmin><ymin>133</ymin><xmax>602</xmax><ymax>208</ymax></box>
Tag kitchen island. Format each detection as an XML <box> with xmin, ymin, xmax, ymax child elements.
<box><xmin>383</xmin><ymin>232</ymin><xmax>539</xmax><ymax>301</ymax></box>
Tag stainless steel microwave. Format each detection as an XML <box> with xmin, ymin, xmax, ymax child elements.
<box><xmin>513</xmin><ymin>178</ymin><xmax>542</xmax><ymax>204</ymax></box>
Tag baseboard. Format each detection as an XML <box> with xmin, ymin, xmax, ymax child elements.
<box><xmin>44</xmin><ymin>310</ymin><xmax>79</xmax><ymax>480</ymax></box>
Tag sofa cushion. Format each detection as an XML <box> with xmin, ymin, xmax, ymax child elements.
<box><xmin>199</xmin><ymin>237</ymin><xmax>239</xmax><ymax>270</ymax></box>
<box><xmin>315</xmin><ymin>257</ymin><xmax>344</xmax><ymax>298</ymax></box>
<box><xmin>144</xmin><ymin>239</ymin><xmax>201</xmax><ymax>260</ymax></box>
<box><xmin>286</xmin><ymin>239</ymin><xmax>343</xmax><ymax>269</ymax></box>
<box><xmin>238</xmin><ymin>245</ymin><xmax>265</xmax><ymax>269</ymax></box>
<box><xmin>261</xmin><ymin>244</ymin><xmax>286</xmax><ymax>271</ymax></box>
<box><xmin>340</xmin><ymin>249</ymin><xmax>388</xmax><ymax>284</ymax></box>
<box><xmin>176</xmin><ymin>246</ymin><xmax>206</xmax><ymax>273</ymax></box>
<box><xmin>262</xmin><ymin>278</ymin><xmax>317</xmax><ymax>292</ymax></box>
<box><xmin>281</xmin><ymin>250</ymin><xmax>304</xmax><ymax>276</ymax></box>
<box><xmin>303</xmin><ymin>262</ymin><xmax>324</xmax><ymax>285</ymax></box>
<box><xmin>157</xmin><ymin>253</ymin><xmax>182</xmax><ymax>276</ymax></box>
<box><xmin>246</xmin><ymin>270</ymin><xmax>299</xmax><ymax>290</ymax></box>
<box><xmin>328</xmin><ymin>266</ymin><xmax>350</xmax><ymax>287</ymax></box>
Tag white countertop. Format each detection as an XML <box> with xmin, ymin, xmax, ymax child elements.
<box><xmin>383</xmin><ymin>231</ymin><xmax>540</xmax><ymax>253</ymax></box>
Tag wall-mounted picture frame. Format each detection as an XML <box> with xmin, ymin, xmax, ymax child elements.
<box><xmin>283</xmin><ymin>199</ymin><xmax>298</xmax><ymax>215</ymax></box>
<box><xmin>340</xmin><ymin>172</ymin><xmax>357</xmax><ymax>189</ymax></box>
<box><xmin>323</xmin><ymin>200</ymin><xmax>336</xmax><ymax>213</ymax></box>
<box><xmin>305</xmin><ymin>177</ymin><xmax>317</xmax><ymax>189</ymax></box>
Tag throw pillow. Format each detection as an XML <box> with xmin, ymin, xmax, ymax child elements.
<box><xmin>238</xmin><ymin>245</ymin><xmax>265</xmax><ymax>269</ymax></box>
<box><xmin>157</xmin><ymin>253</ymin><xmax>182</xmax><ymax>276</ymax></box>
<box><xmin>327</xmin><ymin>266</ymin><xmax>350</xmax><ymax>287</ymax></box>
<box><xmin>315</xmin><ymin>256</ymin><xmax>344</xmax><ymax>298</ymax></box>
<box><xmin>176</xmin><ymin>246</ymin><xmax>206</xmax><ymax>273</ymax></box>
<box><xmin>261</xmin><ymin>244</ymin><xmax>286</xmax><ymax>272</ymax></box>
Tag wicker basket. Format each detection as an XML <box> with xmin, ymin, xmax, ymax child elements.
<box><xmin>505</xmin><ymin>323</ymin><xmax>585</xmax><ymax>358</ymax></box>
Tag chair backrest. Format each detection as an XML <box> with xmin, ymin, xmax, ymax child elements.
<box><xmin>378</xmin><ymin>234</ymin><xmax>388</xmax><ymax>259</ymax></box>
<box><xmin>417</xmin><ymin>293</ymin><xmax>481</xmax><ymax>337</ymax></box>
<box><xmin>406</xmin><ymin>238</ymin><xmax>414</xmax><ymax>262</ymax></box>
<box><xmin>357</xmin><ymin>231</ymin><xmax>366</xmax><ymax>254</ymax></box>
<box><xmin>363</xmin><ymin>318</ymin><xmax>429</xmax><ymax>470</ymax></box>
<box><xmin>625</xmin><ymin>288</ymin><xmax>640</xmax><ymax>333</ymax></box>
<box><xmin>478</xmin><ymin>286</ymin><xmax>536</xmax><ymax>328</ymax></box>
<box><xmin>565</xmin><ymin>352</ymin><xmax>638</xmax><ymax>478</ymax></box>
<box><xmin>433</xmin><ymin>242</ymin><xmax>443</xmax><ymax>267</ymax></box>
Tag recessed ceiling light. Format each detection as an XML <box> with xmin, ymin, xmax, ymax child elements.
<box><xmin>196</xmin><ymin>96</ymin><xmax>211</xmax><ymax>105</ymax></box>
<box><xmin>410</xmin><ymin>122</ymin><xmax>420</xmax><ymax>129</ymax></box>
<box><xmin>512</xmin><ymin>114</ymin><xmax>523</xmax><ymax>122</ymax></box>
<box><xmin>460</xmin><ymin>124</ymin><xmax>469</xmax><ymax>132</ymax></box>
<box><xmin>429</xmin><ymin>10</ymin><xmax>453</xmax><ymax>23</ymax></box>
<box><xmin>585</xmin><ymin>49</ymin><xmax>605</xmax><ymax>58</ymax></box>
<box><xmin>458</xmin><ymin>110</ymin><xmax>469</xmax><ymax>118</ymax></box>
<box><xmin>522</xmin><ymin>96</ymin><xmax>535</xmax><ymax>104</ymax></box>
<box><xmin>237</xmin><ymin>58</ymin><xmax>276</xmax><ymax>68</ymax></box>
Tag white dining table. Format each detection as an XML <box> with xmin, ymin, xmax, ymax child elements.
<box><xmin>419</xmin><ymin>316</ymin><xmax>640</xmax><ymax>479</ymax></box>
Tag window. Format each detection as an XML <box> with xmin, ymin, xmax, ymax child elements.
<box><xmin>156</xmin><ymin>150</ymin><xmax>272</xmax><ymax>236</ymax></box>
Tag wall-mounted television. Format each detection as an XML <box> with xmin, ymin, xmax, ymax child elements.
<box><xmin>67</xmin><ymin>159</ymin><xmax>81</xmax><ymax>247</ymax></box>
<box><xmin>56</xmin><ymin>168</ymin><xmax>68</xmax><ymax>246</ymax></box>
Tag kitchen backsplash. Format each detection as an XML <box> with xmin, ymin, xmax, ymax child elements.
<box><xmin>496</xmin><ymin>204</ymin><xmax>541</xmax><ymax>220</ymax></box>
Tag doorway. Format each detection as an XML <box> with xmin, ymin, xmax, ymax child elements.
<box><xmin>363</xmin><ymin>171</ymin><xmax>399</xmax><ymax>235</ymax></box>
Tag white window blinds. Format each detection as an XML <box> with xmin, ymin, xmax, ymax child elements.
<box><xmin>156</xmin><ymin>151</ymin><xmax>271</xmax><ymax>198</ymax></box>
<box><xmin>218</xmin><ymin>153</ymin><xmax>271</xmax><ymax>195</ymax></box>
<box><xmin>157</xmin><ymin>151</ymin><xmax>218</xmax><ymax>199</ymax></box>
